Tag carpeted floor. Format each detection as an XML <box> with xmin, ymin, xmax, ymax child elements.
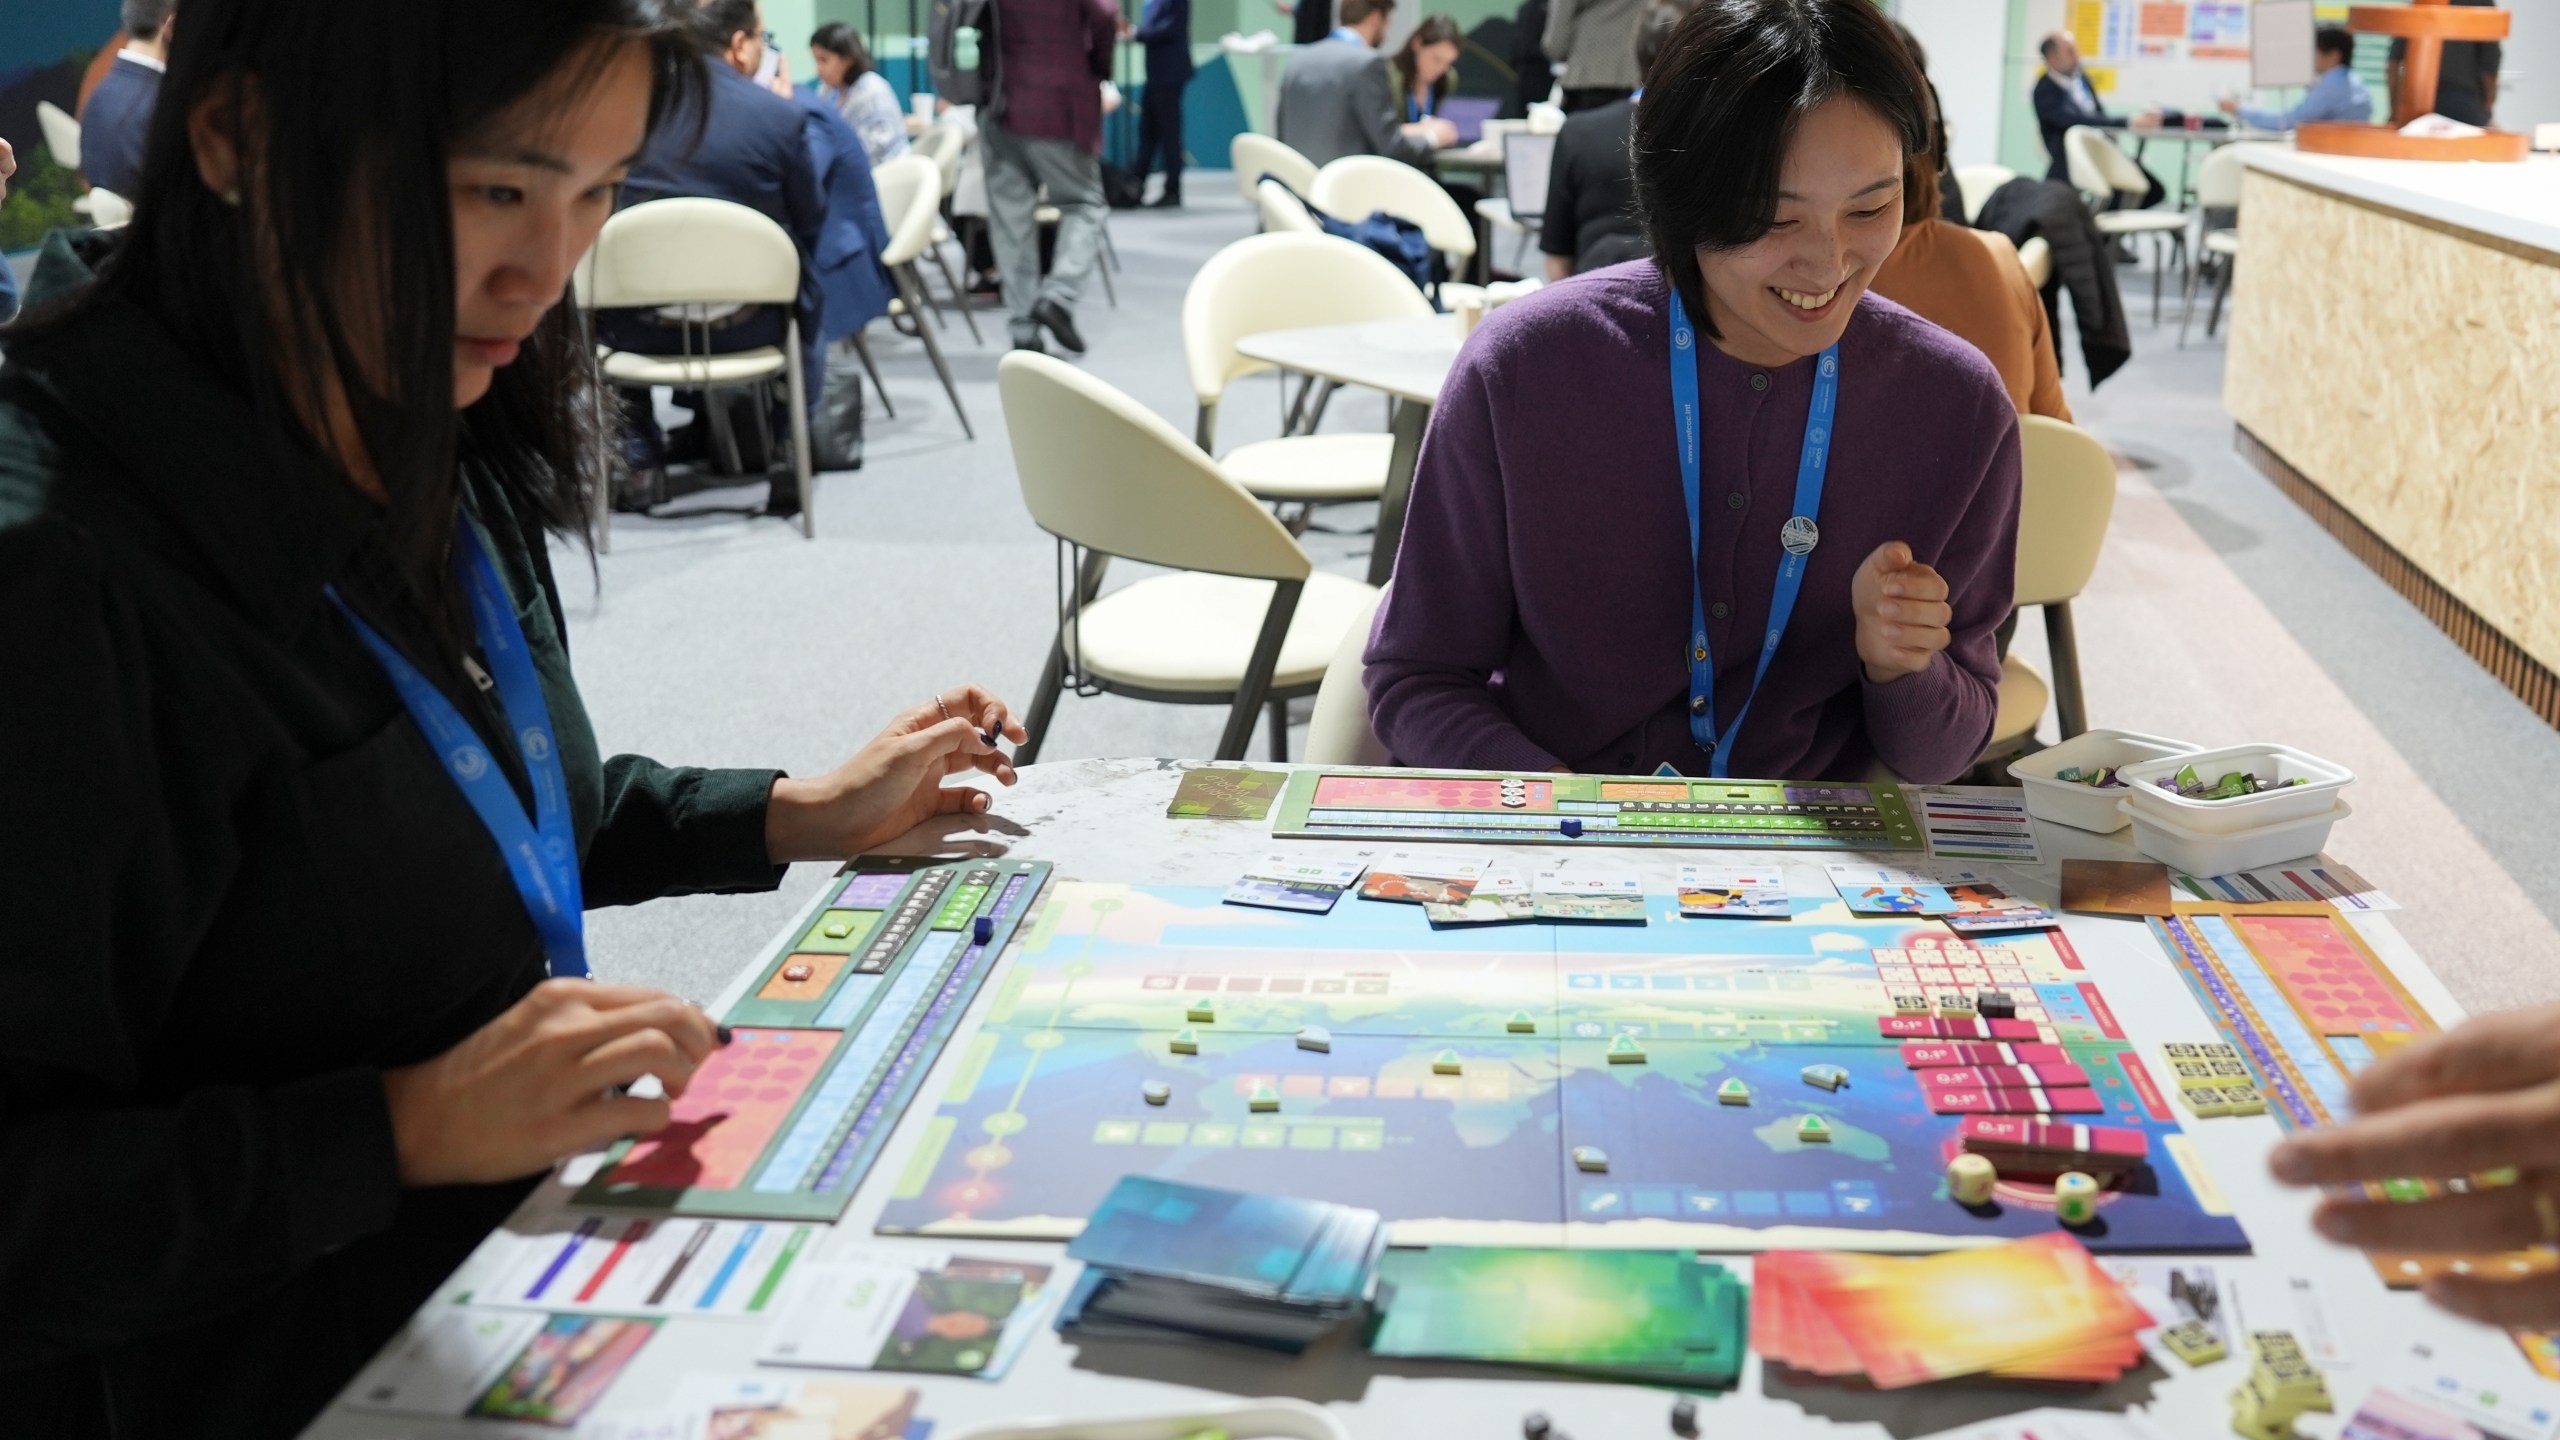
<box><xmin>570</xmin><ymin>179</ymin><xmax>2560</xmax><ymax>1019</ymax></box>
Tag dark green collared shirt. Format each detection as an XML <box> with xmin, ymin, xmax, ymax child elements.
<box><xmin>0</xmin><ymin>239</ymin><xmax>787</xmax><ymax>1437</ymax></box>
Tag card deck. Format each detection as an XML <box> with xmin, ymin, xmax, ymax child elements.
<box><xmin>1222</xmin><ymin>854</ymin><xmax>1368</xmax><ymax>914</ymax></box>
<box><xmin>1166</xmin><ymin>767</ymin><xmax>1290</xmax><ymax>820</ymax></box>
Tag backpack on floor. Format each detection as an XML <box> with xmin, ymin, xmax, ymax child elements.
<box><xmin>813</xmin><ymin>343</ymin><xmax>867</xmax><ymax>472</ymax></box>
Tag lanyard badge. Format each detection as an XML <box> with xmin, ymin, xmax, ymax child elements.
<box><xmin>1668</xmin><ymin>289</ymin><xmax>1840</xmax><ymax>778</ymax></box>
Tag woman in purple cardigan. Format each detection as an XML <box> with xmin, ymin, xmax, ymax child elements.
<box><xmin>1364</xmin><ymin>0</ymin><xmax>2021</xmax><ymax>784</ymax></box>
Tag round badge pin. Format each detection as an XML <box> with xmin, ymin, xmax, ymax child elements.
<box><xmin>1780</xmin><ymin>515</ymin><xmax>1820</xmax><ymax>556</ymax></box>
<box><xmin>1674</xmin><ymin>326</ymin><xmax>1693</xmax><ymax>351</ymax></box>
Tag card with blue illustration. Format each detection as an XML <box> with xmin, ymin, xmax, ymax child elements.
<box><xmin>1223</xmin><ymin>854</ymin><xmax>1369</xmax><ymax>914</ymax></box>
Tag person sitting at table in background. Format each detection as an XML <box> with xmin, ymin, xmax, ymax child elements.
<box><xmin>1537</xmin><ymin>0</ymin><xmax>1690</xmax><ymax>280</ymax></box>
<box><xmin>1275</xmin><ymin>0</ymin><xmax>1458</xmax><ymax>168</ymax></box>
<box><xmin>1131</xmin><ymin>0</ymin><xmax>1195</xmax><ymax>207</ymax></box>
<box><xmin>0</xmin><ymin>1</ymin><xmax>1024</xmax><ymax>1433</ymax></box>
<box><xmin>78</xmin><ymin>0</ymin><xmax>177</xmax><ymax>199</ymax></box>
<box><xmin>1394</xmin><ymin>14</ymin><xmax>1463</xmax><ymax>129</ymax></box>
<box><xmin>2031</xmin><ymin>30</ymin><xmax>2164</xmax><ymax>207</ymax></box>
<box><xmin>1872</xmin><ymin>20</ymin><xmax>2068</xmax><ymax>421</ymax></box>
<box><xmin>2223</xmin><ymin>24</ymin><xmax>2371</xmax><ymax>131</ymax></box>
<box><xmin>2270</xmin><ymin>1001</ymin><xmax>2560</xmax><ymax>1327</ymax></box>
<box><xmin>809</xmin><ymin>21</ymin><xmax>911</xmax><ymax>164</ymax></box>
<box><xmin>2390</xmin><ymin>0</ymin><xmax>2499</xmax><ymax>128</ymax></box>
<box><xmin>605</xmin><ymin>0</ymin><xmax>825</xmax><ymax>516</ymax></box>
<box><xmin>1542</xmin><ymin>0</ymin><xmax>1640</xmax><ymax>112</ymax></box>
<box><xmin>1367</xmin><ymin>0</ymin><xmax>2019</xmax><ymax>783</ymax></box>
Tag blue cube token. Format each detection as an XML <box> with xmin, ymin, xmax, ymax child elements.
<box><xmin>1560</xmin><ymin>819</ymin><xmax>1584</xmax><ymax>838</ymax></box>
<box><xmin>973</xmin><ymin>916</ymin><xmax>995</xmax><ymax>945</ymax></box>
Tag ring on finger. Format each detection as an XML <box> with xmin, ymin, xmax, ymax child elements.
<box><xmin>934</xmin><ymin>694</ymin><xmax>952</xmax><ymax>722</ymax></box>
<box><xmin>2536</xmin><ymin>1190</ymin><xmax>2559</xmax><ymax>1246</ymax></box>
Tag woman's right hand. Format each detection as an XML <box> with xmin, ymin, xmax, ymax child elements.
<box><xmin>381</xmin><ymin>979</ymin><xmax>724</xmax><ymax>1187</ymax></box>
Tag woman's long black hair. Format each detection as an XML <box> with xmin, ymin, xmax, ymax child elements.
<box><xmin>45</xmin><ymin>0</ymin><xmax>702</xmax><ymax>630</ymax></box>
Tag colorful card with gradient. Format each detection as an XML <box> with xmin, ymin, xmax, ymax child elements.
<box><xmin>1370</xmin><ymin>1248</ymin><xmax>1745</xmax><ymax>1384</ymax></box>
<box><xmin>1791</xmin><ymin>1233</ymin><xmax>2148</xmax><ymax>1388</ymax></box>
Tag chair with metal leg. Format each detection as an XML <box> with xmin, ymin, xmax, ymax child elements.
<box><xmin>1232</xmin><ymin>133</ymin><xmax>1319</xmax><ymax>217</ymax></box>
<box><xmin>1311</xmin><ymin>155</ymin><xmax>1481</xmax><ymax>307</ymax></box>
<box><xmin>1978</xmin><ymin>415</ymin><xmax>2118</xmax><ymax>761</ymax></box>
<box><xmin>871</xmin><ymin>154</ymin><xmax>975</xmax><ymax>439</ymax></box>
<box><xmin>1303</xmin><ymin>588</ymin><xmax>1391</xmax><ymax>766</ymax></box>
<box><xmin>575</xmin><ymin>197</ymin><xmax>817</xmax><ymax>540</ymax></box>
<box><xmin>2178</xmin><ymin>142</ymin><xmax>2259</xmax><ymax>347</ymax></box>
<box><xmin>1002</xmin><ymin>351</ymin><xmax>1382</xmax><ymax>764</ymax></box>
<box><xmin>2065</xmin><ymin>126</ymin><xmax>2189</xmax><ymax>326</ymax></box>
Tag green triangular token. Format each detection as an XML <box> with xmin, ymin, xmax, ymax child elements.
<box><xmin>1170</xmin><ymin>1029</ymin><xmax>1199</xmax><ymax>1054</ymax></box>
<box><xmin>1431</xmin><ymin>1048</ymin><xmax>1463</xmax><ymax>1075</ymax></box>
<box><xmin>1796</xmin><ymin>1115</ymin><xmax>1832</xmax><ymax>1142</ymax></box>
<box><xmin>1506</xmin><ymin>1010</ymin><xmax>1537</xmax><ymax>1033</ymax></box>
<box><xmin>1717</xmin><ymin>1078</ymin><xmax>1751</xmax><ymax>1104</ymax></box>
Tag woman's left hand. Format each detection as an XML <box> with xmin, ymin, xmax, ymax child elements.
<box><xmin>1851</xmin><ymin>541</ymin><xmax>1953</xmax><ymax>685</ymax></box>
<box><xmin>764</xmin><ymin>686</ymin><xmax>1024</xmax><ymax>861</ymax></box>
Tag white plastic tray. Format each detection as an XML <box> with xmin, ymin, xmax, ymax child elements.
<box><xmin>2117</xmin><ymin>742</ymin><xmax>2354</xmax><ymax>835</ymax></box>
<box><xmin>945</xmin><ymin>1400</ymin><xmax>1351</xmax><ymax>1440</ymax></box>
<box><xmin>2120</xmin><ymin>796</ymin><xmax>2351</xmax><ymax>876</ymax></box>
<box><xmin>2006</xmin><ymin>729</ymin><xmax>2202</xmax><ymax>833</ymax></box>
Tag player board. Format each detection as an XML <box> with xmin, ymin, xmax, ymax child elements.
<box><xmin>573</xmin><ymin>856</ymin><xmax>1051</xmax><ymax>1221</ymax></box>
<box><xmin>876</xmin><ymin>881</ymin><xmax>2247</xmax><ymax>1255</ymax></box>
<box><xmin>2150</xmin><ymin>902</ymin><xmax>2556</xmax><ymax>1289</ymax></box>
<box><xmin>1269</xmin><ymin>769</ymin><xmax>1925</xmax><ymax>850</ymax></box>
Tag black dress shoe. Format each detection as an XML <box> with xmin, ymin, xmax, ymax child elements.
<box><xmin>1146</xmin><ymin>192</ymin><xmax>1183</xmax><ymax>209</ymax></box>
<box><xmin>762</xmin><ymin>475</ymin><xmax>804</xmax><ymax>519</ymax></box>
<box><xmin>1033</xmin><ymin>298</ymin><xmax>1086</xmax><ymax>355</ymax></box>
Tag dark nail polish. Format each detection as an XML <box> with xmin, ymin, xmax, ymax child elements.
<box><xmin>716</xmin><ymin>1024</ymin><xmax>734</xmax><ymax>1046</ymax></box>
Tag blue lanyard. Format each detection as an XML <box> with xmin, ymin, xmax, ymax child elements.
<box><xmin>1407</xmin><ymin>93</ymin><xmax>1433</xmax><ymax>122</ymax></box>
<box><xmin>327</xmin><ymin>519</ymin><xmax>588</xmax><ymax>978</ymax></box>
<box><xmin>1668</xmin><ymin>288</ymin><xmax>1839</xmax><ymax>778</ymax></box>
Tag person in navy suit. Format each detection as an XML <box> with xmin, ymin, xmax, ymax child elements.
<box><xmin>605</xmin><ymin>0</ymin><xmax>825</xmax><ymax>515</ymax></box>
<box><xmin>1133</xmin><ymin>0</ymin><xmax>1194</xmax><ymax>207</ymax></box>
<box><xmin>2030</xmin><ymin>30</ymin><xmax>2162</xmax><ymax>207</ymax></box>
<box><xmin>79</xmin><ymin>0</ymin><xmax>177</xmax><ymax>200</ymax></box>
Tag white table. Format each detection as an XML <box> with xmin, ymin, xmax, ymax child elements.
<box><xmin>1234</xmin><ymin>316</ymin><xmax>1463</xmax><ymax>588</ymax></box>
<box><xmin>305</xmin><ymin>759</ymin><xmax>2550</xmax><ymax>1440</ymax></box>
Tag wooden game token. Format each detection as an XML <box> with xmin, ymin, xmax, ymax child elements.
<box><xmin>1186</xmin><ymin>998</ymin><xmax>1217</xmax><ymax>1023</ymax></box>
<box><xmin>1796</xmin><ymin>1115</ymin><xmax>1832</xmax><ymax>1143</ymax></box>
<box><xmin>1248</xmin><ymin>1083</ymin><xmax>1281</xmax><ymax>1112</ymax></box>
<box><xmin>2161</xmin><ymin>1318</ymin><xmax>2225</xmax><ymax>1366</ymax></box>
<box><xmin>1947</xmin><ymin>1152</ymin><xmax>1997</xmax><ymax>1205</ymax></box>
<box><xmin>973</xmin><ymin>916</ymin><xmax>995</xmax><ymax>945</ymax></box>
<box><xmin>1506</xmin><ymin>1010</ymin><xmax>1537</xmax><ymax>1033</ymax></box>
<box><xmin>2053</xmin><ymin>1170</ymin><xmax>2100</xmax><ymax>1225</ymax></box>
<box><xmin>823</xmin><ymin>918</ymin><xmax>854</xmax><ymax>939</ymax></box>
<box><xmin>1296</xmin><ymin>1025</ymin><xmax>1332</xmax><ymax>1053</ymax></box>
<box><xmin>1670</xmin><ymin>1396</ymin><xmax>1699</xmax><ymax>1439</ymax></box>
<box><xmin>1718</xmin><ymin>1078</ymin><xmax>1752</xmax><ymax>1105</ymax></box>
<box><xmin>1607</xmin><ymin>1034</ymin><xmax>1647</xmax><ymax>1064</ymax></box>
<box><xmin>782</xmin><ymin>962</ymin><xmax>814</xmax><ymax>982</ymax></box>
<box><xmin>1892</xmin><ymin>993</ymin><xmax>1931</xmax><ymax>1015</ymax></box>
<box><xmin>1142</xmin><ymin>1081</ymin><xmax>1171</xmax><ymax>1106</ymax></box>
<box><xmin>1571</xmin><ymin>1145</ymin><xmax>1609</xmax><ymax>1172</ymax></box>
<box><xmin>1975</xmin><ymin>990</ymin><xmax>2016</xmax><ymax>1020</ymax></box>
<box><xmin>1800</xmin><ymin>1063</ymin><xmax>1848</xmax><ymax>1091</ymax></box>
<box><xmin>1936</xmin><ymin>992</ymin><xmax>1975</xmax><ymax>1015</ymax></box>
<box><xmin>1170</xmin><ymin>1029</ymin><xmax>1200</xmax><ymax>1054</ymax></box>
<box><xmin>1432</xmin><ymin>1048</ymin><xmax>1464</xmax><ymax>1075</ymax></box>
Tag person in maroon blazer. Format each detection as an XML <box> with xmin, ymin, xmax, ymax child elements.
<box><xmin>985</xmin><ymin>0</ymin><xmax>1120</xmax><ymax>355</ymax></box>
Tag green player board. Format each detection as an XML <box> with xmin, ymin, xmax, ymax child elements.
<box><xmin>1269</xmin><ymin>768</ymin><xmax>1924</xmax><ymax>850</ymax></box>
<box><xmin>875</xmin><ymin>880</ymin><xmax>2247</xmax><ymax>1255</ymax></box>
<box><xmin>571</xmin><ymin>856</ymin><xmax>1051</xmax><ymax>1221</ymax></box>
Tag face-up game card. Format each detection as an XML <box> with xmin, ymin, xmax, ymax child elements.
<box><xmin>1166</xmin><ymin>766</ymin><xmax>1289</xmax><ymax>820</ymax></box>
<box><xmin>614</xmin><ymin>1374</ymin><xmax>921</xmax><ymax>1440</ymax></box>
<box><xmin>1360</xmin><ymin>851</ymin><xmax>1487</xmax><ymax>907</ymax></box>
<box><xmin>1532</xmin><ymin>867</ymin><xmax>1648</xmax><ymax>923</ymax></box>
<box><xmin>1424</xmin><ymin>864</ymin><xmax>1533</xmax><ymax>926</ymax></box>
<box><xmin>1222</xmin><ymin>854</ymin><xmax>1367</xmax><ymax>914</ymax></box>
<box><xmin>468</xmin><ymin>1314</ymin><xmax>659</xmax><ymax>1426</ymax></box>
<box><xmin>1940</xmin><ymin>875</ymin><xmax>2060</xmax><ymax>934</ymax></box>
<box><xmin>1825</xmin><ymin>864</ymin><xmax>1964</xmax><ymax>916</ymax></box>
<box><xmin>342</xmin><ymin>1307</ymin><xmax>545</xmax><ymax>1418</ymax></box>
<box><xmin>2062</xmin><ymin>858</ymin><xmax>2175</xmax><ymax>917</ymax></box>
<box><xmin>759</xmin><ymin>1252</ymin><xmax>1057</xmax><ymax>1380</ymax></box>
<box><xmin>1677</xmin><ymin>864</ymin><xmax>1790</xmax><ymax>919</ymax></box>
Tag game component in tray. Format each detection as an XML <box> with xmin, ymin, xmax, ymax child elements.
<box><xmin>1269</xmin><ymin>768</ymin><xmax>1924</xmax><ymax>850</ymax></box>
<box><xmin>2149</xmin><ymin>902</ymin><xmax>2559</xmax><ymax>1288</ymax></box>
<box><xmin>876</xmin><ymin>879</ymin><xmax>2247</xmax><ymax>1253</ymax></box>
<box><xmin>571</xmin><ymin>856</ymin><xmax>1050</xmax><ymax>1221</ymax></box>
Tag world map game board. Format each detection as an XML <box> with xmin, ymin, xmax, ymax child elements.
<box><xmin>876</xmin><ymin>881</ymin><xmax>2248</xmax><ymax>1255</ymax></box>
<box><xmin>1269</xmin><ymin>769</ymin><xmax>1926</xmax><ymax>850</ymax></box>
<box><xmin>574</xmin><ymin>856</ymin><xmax>1052</xmax><ymax>1221</ymax></box>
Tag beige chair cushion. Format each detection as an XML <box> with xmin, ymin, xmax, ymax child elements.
<box><xmin>2204</xmin><ymin>228</ymin><xmax>2240</xmax><ymax>257</ymax></box>
<box><xmin>1220</xmin><ymin>434</ymin><xmax>1393</xmax><ymax>503</ymax></box>
<box><xmin>600</xmin><ymin>348</ymin><xmax>787</xmax><ymax>387</ymax></box>
<box><xmin>1070</xmin><ymin>570</ymin><xmax>1381</xmax><ymax>693</ymax></box>
<box><xmin>2094</xmin><ymin>209</ymin><xmax>2188</xmax><ymax>236</ymax></box>
<box><xmin>1989</xmin><ymin>659</ymin><xmax>2051</xmax><ymax>750</ymax></box>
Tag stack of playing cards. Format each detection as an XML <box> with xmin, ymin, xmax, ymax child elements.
<box><xmin>1057</xmin><ymin>1178</ymin><xmax>1384</xmax><ymax>1353</ymax></box>
<box><xmin>1754</xmin><ymin>1234</ymin><xmax>2149</xmax><ymax>1388</ymax></box>
<box><xmin>1223</xmin><ymin>854</ymin><xmax>1368</xmax><ymax>914</ymax></box>
<box><xmin>1368</xmin><ymin>1248</ymin><xmax>1746</xmax><ymax>1386</ymax></box>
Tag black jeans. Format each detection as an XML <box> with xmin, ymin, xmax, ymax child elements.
<box><xmin>1136</xmin><ymin>71</ymin><xmax>1189</xmax><ymax>197</ymax></box>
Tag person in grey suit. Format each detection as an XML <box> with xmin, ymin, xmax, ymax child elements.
<box><xmin>1543</xmin><ymin>0</ymin><xmax>1641</xmax><ymax>111</ymax></box>
<box><xmin>1276</xmin><ymin>0</ymin><xmax>1458</xmax><ymax>168</ymax></box>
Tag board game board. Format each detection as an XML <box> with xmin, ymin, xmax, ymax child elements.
<box><xmin>1269</xmin><ymin>768</ymin><xmax>1925</xmax><ymax>850</ymax></box>
<box><xmin>877</xmin><ymin>880</ymin><xmax>2247</xmax><ymax>1254</ymax></box>
<box><xmin>2151</xmin><ymin>901</ymin><xmax>2557</xmax><ymax>1289</ymax></box>
<box><xmin>574</xmin><ymin>857</ymin><xmax>1051</xmax><ymax>1221</ymax></box>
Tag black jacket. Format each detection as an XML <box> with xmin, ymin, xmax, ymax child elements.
<box><xmin>0</xmin><ymin>237</ymin><xmax>786</xmax><ymax>1438</ymax></box>
<box><xmin>1975</xmin><ymin>176</ymin><xmax>2132</xmax><ymax>387</ymax></box>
